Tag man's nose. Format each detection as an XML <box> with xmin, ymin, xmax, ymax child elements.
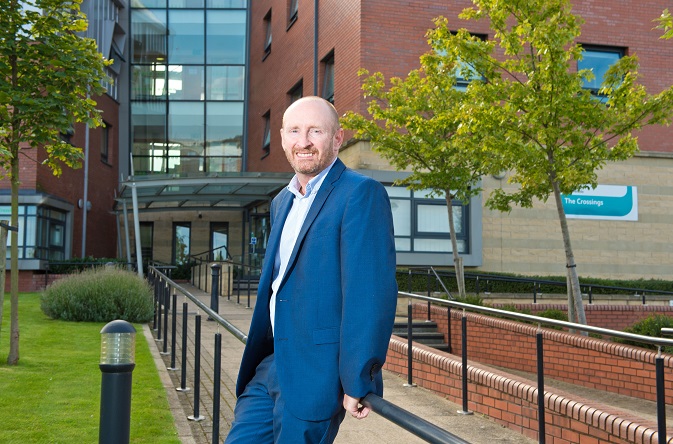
<box><xmin>296</xmin><ymin>132</ymin><xmax>312</xmax><ymax>148</ymax></box>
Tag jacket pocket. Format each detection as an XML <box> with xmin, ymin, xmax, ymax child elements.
<box><xmin>313</xmin><ymin>327</ymin><xmax>339</xmax><ymax>344</ymax></box>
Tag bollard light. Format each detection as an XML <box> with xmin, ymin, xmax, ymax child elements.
<box><xmin>101</xmin><ymin>320</ymin><xmax>136</xmax><ymax>366</ymax></box>
<box><xmin>99</xmin><ymin>320</ymin><xmax>136</xmax><ymax>444</ymax></box>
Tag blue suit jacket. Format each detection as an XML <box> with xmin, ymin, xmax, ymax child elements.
<box><xmin>235</xmin><ymin>159</ymin><xmax>398</xmax><ymax>421</ymax></box>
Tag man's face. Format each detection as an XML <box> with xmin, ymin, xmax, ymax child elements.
<box><xmin>280</xmin><ymin>100</ymin><xmax>344</xmax><ymax>180</ymax></box>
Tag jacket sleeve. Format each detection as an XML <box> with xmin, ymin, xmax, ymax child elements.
<box><xmin>338</xmin><ymin>178</ymin><xmax>398</xmax><ymax>399</ymax></box>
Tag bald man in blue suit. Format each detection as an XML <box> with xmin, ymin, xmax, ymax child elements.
<box><xmin>224</xmin><ymin>96</ymin><xmax>398</xmax><ymax>444</ymax></box>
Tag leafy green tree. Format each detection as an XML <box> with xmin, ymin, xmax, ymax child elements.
<box><xmin>431</xmin><ymin>0</ymin><xmax>673</xmax><ymax>325</ymax></box>
<box><xmin>345</xmin><ymin>0</ymin><xmax>673</xmax><ymax>324</ymax></box>
<box><xmin>0</xmin><ymin>0</ymin><xmax>109</xmax><ymax>364</ymax></box>
<box><xmin>342</xmin><ymin>51</ymin><xmax>504</xmax><ymax>298</ymax></box>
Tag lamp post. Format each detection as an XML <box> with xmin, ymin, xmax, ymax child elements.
<box><xmin>99</xmin><ymin>320</ymin><xmax>136</xmax><ymax>444</ymax></box>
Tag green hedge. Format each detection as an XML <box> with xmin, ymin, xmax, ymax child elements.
<box><xmin>47</xmin><ymin>256</ymin><xmax>129</xmax><ymax>274</ymax></box>
<box><xmin>41</xmin><ymin>266</ymin><xmax>154</xmax><ymax>323</ymax></box>
<box><xmin>396</xmin><ymin>269</ymin><xmax>673</xmax><ymax>295</ymax></box>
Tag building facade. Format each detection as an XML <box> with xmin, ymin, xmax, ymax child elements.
<box><xmin>246</xmin><ymin>0</ymin><xmax>673</xmax><ymax>279</ymax></box>
<box><xmin>5</xmin><ymin>0</ymin><xmax>673</xmax><ymax>290</ymax></box>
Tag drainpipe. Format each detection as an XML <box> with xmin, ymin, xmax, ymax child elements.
<box><xmin>314</xmin><ymin>0</ymin><xmax>319</xmax><ymax>95</ymax></box>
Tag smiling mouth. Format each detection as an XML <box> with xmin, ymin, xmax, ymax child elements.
<box><xmin>296</xmin><ymin>152</ymin><xmax>314</xmax><ymax>158</ymax></box>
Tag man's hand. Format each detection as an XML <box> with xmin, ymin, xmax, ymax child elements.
<box><xmin>343</xmin><ymin>394</ymin><xmax>370</xmax><ymax>419</ymax></box>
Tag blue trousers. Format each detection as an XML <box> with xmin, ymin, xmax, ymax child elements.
<box><xmin>224</xmin><ymin>354</ymin><xmax>346</xmax><ymax>444</ymax></box>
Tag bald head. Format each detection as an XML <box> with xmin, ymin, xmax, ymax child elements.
<box><xmin>282</xmin><ymin>96</ymin><xmax>340</xmax><ymax>133</ymax></box>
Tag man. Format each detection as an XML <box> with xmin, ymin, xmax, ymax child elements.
<box><xmin>225</xmin><ymin>96</ymin><xmax>398</xmax><ymax>443</ymax></box>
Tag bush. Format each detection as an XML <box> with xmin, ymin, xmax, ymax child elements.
<box><xmin>615</xmin><ymin>314</ymin><xmax>673</xmax><ymax>353</ymax></box>
<box><xmin>41</xmin><ymin>266</ymin><xmax>154</xmax><ymax>323</ymax></box>
<box><xmin>47</xmin><ymin>256</ymin><xmax>129</xmax><ymax>274</ymax></box>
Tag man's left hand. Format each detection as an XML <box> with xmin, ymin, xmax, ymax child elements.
<box><xmin>343</xmin><ymin>394</ymin><xmax>370</xmax><ymax>419</ymax></box>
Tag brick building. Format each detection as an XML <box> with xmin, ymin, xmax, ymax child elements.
<box><xmin>246</xmin><ymin>0</ymin><xmax>673</xmax><ymax>279</ymax></box>
<box><xmin>4</xmin><ymin>0</ymin><xmax>673</xmax><ymax>290</ymax></box>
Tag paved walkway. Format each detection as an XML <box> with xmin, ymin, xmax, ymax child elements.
<box><xmin>145</xmin><ymin>284</ymin><xmax>537</xmax><ymax>444</ymax></box>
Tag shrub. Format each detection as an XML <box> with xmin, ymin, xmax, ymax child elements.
<box><xmin>41</xmin><ymin>266</ymin><xmax>154</xmax><ymax>323</ymax></box>
<box><xmin>615</xmin><ymin>314</ymin><xmax>673</xmax><ymax>353</ymax></box>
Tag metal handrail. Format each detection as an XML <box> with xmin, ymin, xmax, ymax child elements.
<box><xmin>430</xmin><ymin>266</ymin><xmax>454</xmax><ymax>300</ymax></box>
<box><xmin>400</xmin><ymin>290</ymin><xmax>673</xmax><ymax>349</ymax></box>
<box><xmin>150</xmin><ymin>265</ymin><xmax>472</xmax><ymax>444</ymax></box>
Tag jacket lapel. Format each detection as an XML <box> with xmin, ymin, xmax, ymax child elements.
<box><xmin>279</xmin><ymin>159</ymin><xmax>346</xmax><ymax>291</ymax></box>
<box><xmin>258</xmin><ymin>189</ymin><xmax>294</xmax><ymax>299</ymax></box>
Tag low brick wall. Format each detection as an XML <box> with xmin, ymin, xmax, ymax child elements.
<box><xmin>384</xmin><ymin>338</ymin><xmax>672</xmax><ymax>444</ymax></box>
<box><xmin>386</xmin><ymin>304</ymin><xmax>673</xmax><ymax>443</ymax></box>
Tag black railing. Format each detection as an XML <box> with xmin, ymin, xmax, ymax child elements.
<box><xmin>399</xmin><ymin>290</ymin><xmax>673</xmax><ymax>444</ymax></box>
<box><xmin>403</xmin><ymin>267</ymin><xmax>673</xmax><ymax>304</ymax></box>
<box><xmin>148</xmin><ymin>265</ymin><xmax>471</xmax><ymax>444</ymax></box>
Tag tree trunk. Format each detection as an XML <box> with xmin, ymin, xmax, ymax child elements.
<box><xmin>445</xmin><ymin>190</ymin><xmax>466</xmax><ymax>298</ymax></box>
<box><xmin>7</xmin><ymin>146</ymin><xmax>20</xmax><ymax>365</ymax></box>
<box><xmin>552</xmin><ymin>181</ymin><xmax>587</xmax><ymax>330</ymax></box>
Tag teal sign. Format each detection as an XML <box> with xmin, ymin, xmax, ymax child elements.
<box><xmin>562</xmin><ymin>185</ymin><xmax>637</xmax><ymax>221</ymax></box>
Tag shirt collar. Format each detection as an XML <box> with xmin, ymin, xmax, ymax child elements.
<box><xmin>287</xmin><ymin>158</ymin><xmax>337</xmax><ymax>199</ymax></box>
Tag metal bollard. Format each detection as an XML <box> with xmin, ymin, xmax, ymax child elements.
<box><xmin>99</xmin><ymin>320</ymin><xmax>136</xmax><ymax>444</ymax></box>
<box><xmin>209</xmin><ymin>264</ymin><xmax>221</xmax><ymax>320</ymax></box>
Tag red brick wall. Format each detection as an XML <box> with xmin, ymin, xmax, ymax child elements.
<box><xmin>411</xmin><ymin>303</ymin><xmax>673</xmax><ymax>404</ymax></box>
<box><xmin>385</xmin><ymin>338</ymin><xmax>673</xmax><ymax>444</ymax></box>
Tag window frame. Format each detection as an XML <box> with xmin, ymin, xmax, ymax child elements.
<box><xmin>288</xmin><ymin>79</ymin><xmax>303</xmax><ymax>105</ymax></box>
<box><xmin>577</xmin><ymin>44</ymin><xmax>625</xmax><ymax>101</ymax></box>
<box><xmin>321</xmin><ymin>51</ymin><xmax>334</xmax><ymax>104</ymax></box>
<box><xmin>262</xmin><ymin>110</ymin><xmax>271</xmax><ymax>158</ymax></box>
<box><xmin>263</xmin><ymin>9</ymin><xmax>272</xmax><ymax>59</ymax></box>
<box><xmin>287</xmin><ymin>0</ymin><xmax>298</xmax><ymax>28</ymax></box>
<box><xmin>101</xmin><ymin>122</ymin><xmax>110</xmax><ymax>164</ymax></box>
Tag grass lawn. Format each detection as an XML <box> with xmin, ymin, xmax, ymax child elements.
<box><xmin>0</xmin><ymin>293</ymin><xmax>180</xmax><ymax>444</ymax></box>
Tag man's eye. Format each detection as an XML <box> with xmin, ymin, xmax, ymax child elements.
<box><xmin>310</xmin><ymin>129</ymin><xmax>322</xmax><ymax>135</ymax></box>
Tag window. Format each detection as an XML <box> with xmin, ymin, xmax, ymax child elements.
<box><xmin>262</xmin><ymin>110</ymin><xmax>271</xmax><ymax>157</ymax></box>
<box><xmin>385</xmin><ymin>186</ymin><xmax>468</xmax><ymax>254</ymax></box>
<box><xmin>288</xmin><ymin>80</ymin><xmax>303</xmax><ymax>104</ymax></box>
<box><xmin>578</xmin><ymin>46</ymin><xmax>624</xmax><ymax>102</ymax></box>
<box><xmin>140</xmin><ymin>222</ymin><xmax>153</xmax><ymax>261</ymax></box>
<box><xmin>263</xmin><ymin>9</ymin><xmax>272</xmax><ymax>57</ymax></box>
<box><xmin>1</xmin><ymin>205</ymin><xmax>66</xmax><ymax>261</ymax></box>
<box><xmin>288</xmin><ymin>0</ymin><xmax>298</xmax><ymax>26</ymax></box>
<box><xmin>172</xmin><ymin>222</ymin><xmax>191</xmax><ymax>265</ymax></box>
<box><xmin>101</xmin><ymin>123</ymin><xmax>110</xmax><ymax>164</ymax></box>
<box><xmin>322</xmin><ymin>51</ymin><xmax>334</xmax><ymax>103</ymax></box>
<box><xmin>451</xmin><ymin>33</ymin><xmax>487</xmax><ymax>91</ymax></box>
<box><xmin>210</xmin><ymin>222</ymin><xmax>229</xmax><ymax>261</ymax></box>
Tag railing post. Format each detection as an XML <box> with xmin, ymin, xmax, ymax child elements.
<box><xmin>247</xmin><ymin>275</ymin><xmax>252</xmax><ymax>309</ymax></box>
<box><xmin>589</xmin><ymin>286</ymin><xmax>593</xmax><ymax>304</ymax></box>
<box><xmin>536</xmin><ymin>329</ymin><xmax>546</xmax><ymax>444</ymax></box>
<box><xmin>656</xmin><ymin>353</ymin><xmax>667</xmax><ymax>444</ymax></box>
<box><xmin>226</xmin><ymin>263</ymin><xmax>232</xmax><ymax>300</ymax></box>
<box><xmin>210</xmin><ymin>264</ymin><xmax>221</xmax><ymax>317</ymax></box>
<box><xmin>212</xmin><ymin>333</ymin><xmax>222</xmax><ymax>444</ymax></box>
<box><xmin>533</xmin><ymin>281</ymin><xmax>538</xmax><ymax>304</ymax></box>
<box><xmin>162</xmin><ymin>283</ymin><xmax>170</xmax><ymax>354</ymax></box>
<box><xmin>447</xmin><ymin>307</ymin><xmax>452</xmax><ymax>354</ymax></box>
<box><xmin>458</xmin><ymin>309</ymin><xmax>472</xmax><ymax>415</ymax></box>
<box><xmin>168</xmin><ymin>292</ymin><xmax>178</xmax><ymax>369</ymax></box>
<box><xmin>176</xmin><ymin>302</ymin><xmax>190</xmax><ymax>393</ymax></box>
<box><xmin>404</xmin><ymin>300</ymin><xmax>416</xmax><ymax>387</ymax></box>
<box><xmin>188</xmin><ymin>315</ymin><xmax>204</xmax><ymax>421</ymax></box>
<box><xmin>475</xmin><ymin>276</ymin><xmax>480</xmax><ymax>295</ymax></box>
<box><xmin>156</xmin><ymin>281</ymin><xmax>164</xmax><ymax>341</ymax></box>
<box><xmin>152</xmin><ymin>277</ymin><xmax>159</xmax><ymax>330</ymax></box>
<box><xmin>407</xmin><ymin>268</ymin><xmax>412</xmax><ymax>293</ymax></box>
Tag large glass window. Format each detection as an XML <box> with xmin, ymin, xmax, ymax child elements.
<box><xmin>578</xmin><ymin>46</ymin><xmax>624</xmax><ymax>101</ymax></box>
<box><xmin>1</xmin><ymin>205</ymin><xmax>67</xmax><ymax>260</ymax></box>
<box><xmin>385</xmin><ymin>186</ymin><xmax>468</xmax><ymax>254</ymax></box>
<box><xmin>130</xmin><ymin>0</ymin><xmax>247</xmax><ymax>175</ymax></box>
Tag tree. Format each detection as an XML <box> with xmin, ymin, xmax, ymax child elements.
<box><xmin>0</xmin><ymin>0</ymin><xmax>109</xmax><ymax>364</ymax></box>
<box><xmin>342</xmin><ymin>52</ymin><xmax>504</xmax><ymax>298</ymax></box>
<box><xmin>428</xmin><ymin>0</ymin><xmax>673</xmax><ymax>325</ymax></box>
